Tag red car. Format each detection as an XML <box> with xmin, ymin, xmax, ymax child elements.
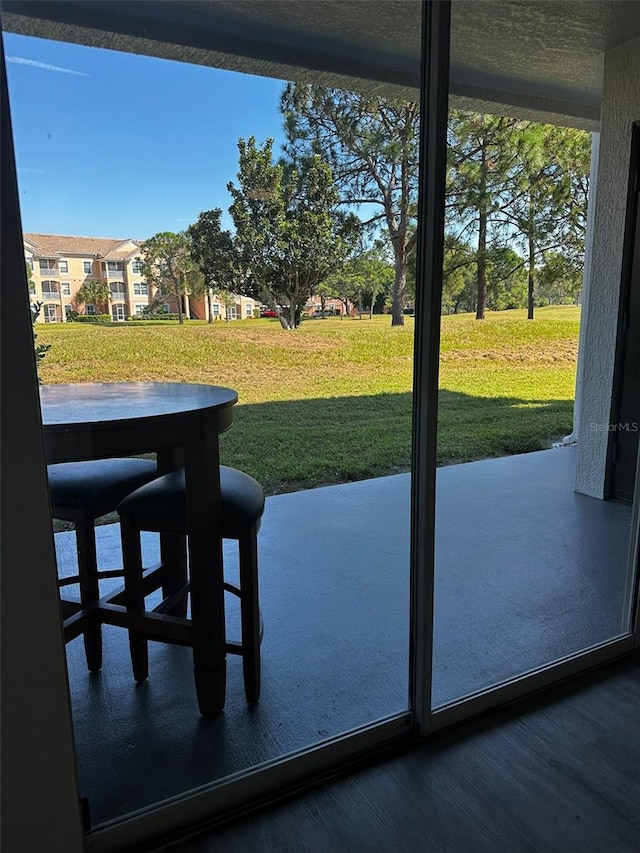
<box><xmin>260</xmin><ymin>308</ymin><xmax>278</xmax><ymax>318</ymax></box>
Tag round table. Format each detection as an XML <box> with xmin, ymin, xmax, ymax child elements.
<box><xmin>41</xmin><ymin>382</ymin><xmax>238</xmax><ymax>717</ymax></box>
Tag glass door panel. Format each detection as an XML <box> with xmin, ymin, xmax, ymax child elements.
<box><xmin>429</xmin><ymin>2</ymin><xmax>640</xmax><ymax>711</ymax></box>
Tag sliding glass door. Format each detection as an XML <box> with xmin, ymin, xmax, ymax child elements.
<box><xmin>423</xmin><ymin>0</ymin><xmax>640</xmax><ymax>725</ymax></box>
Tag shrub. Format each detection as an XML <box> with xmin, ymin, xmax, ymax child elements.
<box><xmin>125</xmin><ymin>313</ymin><xmax>180</xmax><ymax>321</ymax></box>
<box><xmin>74</xmin><ymin>314</ymin><xmax>112</xmax><ymax>324</ymax></box>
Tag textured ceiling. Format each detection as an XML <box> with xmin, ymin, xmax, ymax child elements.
<box><xmin>3</xmin><ymin>1</ymin><xmax>640</xmax><ymax>130</ymax></box>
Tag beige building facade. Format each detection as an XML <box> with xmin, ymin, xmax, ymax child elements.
<box><xmin>25</xmin><ymin>233</ymin><xmax>150</xmax><ymax>322</ymax></box>
<box><xmin>25</xmin><ymin>232</ymin><xmax>259</xmax><ymax>322</ymax></box>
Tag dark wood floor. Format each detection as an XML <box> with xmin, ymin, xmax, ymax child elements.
<box><xmin>164</xmin><ymin>654</ymin><xmax>640</xmax><ymax>852</ymax></box>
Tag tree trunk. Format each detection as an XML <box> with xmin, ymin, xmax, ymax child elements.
<box><xmin>390</xmin><ymin>256</ymin><xmax>406</xmax><ymax>327</ymax></box>
<box><xmin>206</xmin><ymin>289</ymin><xmax>213</xmax><ymax>324</ymax></box>
<box><xmin>288</xmin><ymin>298</ymin><xmax>297</xmax><ymax>329</ymax></box>
<box><xmin>319</xmin><ymin>294</ymin><xmax>326</xmax><ymax>316</ymax></box>
<box><xmin>476</xmin><ymin>140</ymin><xmax>488</xmax><ymax>321</ymax></box>
<box><xmin>177</xmin><ymin>288</ymin><xmax>184</xmax><ymax>325</ymax></box>
<box><xmin>527</xmin><ymin>199</ymin><xmax>535</xmax><ymax>320</ymax></box>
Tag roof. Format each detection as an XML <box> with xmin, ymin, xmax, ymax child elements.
<box><xmin>23</xmin><ymin>233</ymin><xmax>142</xmax><ymax>259</ymax></box>
<box><xmin>3</xmin><ymin>1</ymin><xmax>640</xmax><ymax>131</ymax></box>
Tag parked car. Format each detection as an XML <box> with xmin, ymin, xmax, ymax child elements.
<box><xmin>260</xmin><ymin>307</ymin><xmax>277</xmax><ymax>318</ymax></box>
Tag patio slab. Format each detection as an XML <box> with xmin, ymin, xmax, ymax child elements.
<box><xmin>56</xmin><ymin>445</ymin><xmax>633</xmax><ymax>826</ymax></box>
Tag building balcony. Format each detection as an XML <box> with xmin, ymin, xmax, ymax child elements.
<box><xmin>39</xmin><ymin>267</ymin><xmax>59</xmax><ymax>276</ymax></box>
<box><xmin>109</xmin><ymin>286</ymin><xmax>127</xmax><ymax>297</ymax></box>
<box><xmin>107</xmin><ymin>269</ymin><xmax>125</xmax><ymax>280</ymax></box>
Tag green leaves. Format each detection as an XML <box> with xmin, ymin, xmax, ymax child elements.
<box><xmin>281</xmin><ymin>84</ymin><xmax>420</xmax><ymax>326</ymax></box>
<box><xmin>75</xmin><ymin>279</ymin><xmax>111</xmax><ymax>313</ymax></box>
<box><xmin>227</xmin><ymin>137</ymin><xmax>350</xmax><ymax>328</ymax></box>
<box><xmin>139</xmin><ymin>231</ymin><xmax>203</xmax><ymax>325</ymax></box>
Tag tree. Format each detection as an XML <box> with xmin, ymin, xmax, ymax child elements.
<box><xmin>138</xmin><ymin>232</ymin><xmax>203</xmax><ymax>325</ymax></box>
<box><xmin>227</xmin><ymin>137</ymin><xmax>352</xmax><ymax>330</ymax></box>
<box><xmin>440</xmin><ymin>235</ymin><xmax>477</xmax><ymax>315</ymax></box>
<box><xmin>485</xmin><ymin>246</ymin><xmax>528</xmax><ymax>311</ymax></box>
<box><xmin>447</xmin><ymin>112</ymin><xmax>520</xmax><ymax>319</ymax></box>
<box><xmin>315</xmin><ymin>281</ymin><xmax>337</xmax><ymax>317</ymax></box>
<box><xmin>75</xmin><ymin>279</ymin><xmax>111</xmax><ymax>314</ymax></box>
<box><xmin>26</xmin><ymin>261</ymin><xmax>35</xmax><ymax>295</ymax></box>
<box><xmin>30</xmin><ymin>301</ymin><xmax>50</xmax><ymax>381</ymax></box>
<box><xmin>536</xmin><ymin>251</ymin><xmax>583</xmax><ymax>305</ymax></box>
<box><xmin>281</xmin><ymin>85</ymin><xmax>420</xmax><ymax>327</ymax></box>
<box><xmin>501</xmin><ymin>124</ymin><xmax>588</xmax><ymax>319</ymax></box>
<box><xmin>216</xmin><ymin>289</ymin><xmax>237</xmax><ymax>321</ymax></box>
<box><xmin>186</xmin><ymin>209</ymin><xmax>236</xmax><ymax>324</ymax></box>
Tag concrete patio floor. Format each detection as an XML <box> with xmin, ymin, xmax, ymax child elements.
<box><xmin>56</xmin><ymin>445</ymin><xmax>634</xmax><ymax>827</ymax></box>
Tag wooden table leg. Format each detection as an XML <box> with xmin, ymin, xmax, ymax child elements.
<box><xmin>184</xmin><ymin>417</ymin><xmax>226</xmax><ymax>717</ymax></box>
<box><xmin>157</xmin><ymin>447</ymin><xmax>188</xmax><ymax>617</ymax></box>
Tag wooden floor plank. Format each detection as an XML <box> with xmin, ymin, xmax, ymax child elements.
<box><xmin>165</xmin><ymin>657</ymin><xmax>640</xmax><ymax>853</ymax></box>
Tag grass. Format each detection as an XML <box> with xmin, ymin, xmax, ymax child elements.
<box><xmin>38</xmin><ymin>306</ymin><xmax>579</xmax><ymax>495</ymax></box>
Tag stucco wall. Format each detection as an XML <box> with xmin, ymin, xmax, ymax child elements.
<box><xmin>575</xmin><ymin>36</ymin><xmax>640</xmax><ymax>498</ymax></box>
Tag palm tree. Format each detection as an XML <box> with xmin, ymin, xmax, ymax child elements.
<box><xmin>75</xmin><ymin>279</ymin><xmax>111</xmax><ymax>314</ymax></box>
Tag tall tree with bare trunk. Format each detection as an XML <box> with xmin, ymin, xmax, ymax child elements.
<box><xmin>281</xmin><ymin>85</ymin><xmax>419</xmax><ymax>327</ymax></box>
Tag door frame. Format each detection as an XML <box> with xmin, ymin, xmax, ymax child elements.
<box><xmin>1</xmin><ymin>33</ymin><xmax>84</xmax><ymax>852</ymax></box>
<box><xmin>605</xmin><ymin>120</ymin><xmax>640</xmax><ymax>500</ymax></box>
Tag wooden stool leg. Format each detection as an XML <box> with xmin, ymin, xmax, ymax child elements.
<box><xmin>239</xmin><ymin>527</ymin><xmax>261</xmax><ymax>704</ymax></box>
<box><xmin>74</xmin><ymin>512</ymin><xmax>102</xmax><ymax>672</ymax></box>
<box><xmin>160</xmin><ymin>531</ymin><xmax>188</xmax><ymax>617</ymax></box>
<box><xmin>121</xmin><ymin>515</ymin><xmax>149</xmax><ymax>683</ymax></box>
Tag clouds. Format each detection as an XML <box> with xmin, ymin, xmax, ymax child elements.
<box><xmin>7</xmin><ymin>56</ymin><xmax>89</xmax><ymax>77</ymax></box>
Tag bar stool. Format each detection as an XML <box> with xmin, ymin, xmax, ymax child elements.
<box><xmin>48</xmin><ymin>458</ymin><xmax>158</xmax><ymax>671</ymax></box>
<box><xmin>117</xmin><ymin>465</ymin><xmax>264</xmax><ymax>706</ymax></box>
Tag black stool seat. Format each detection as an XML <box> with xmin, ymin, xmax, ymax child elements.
<box><xmin>49</xmin><ymin>457</ymin><xmax>158</xmax><ymax>674</ymax></box>
<box><xmin>49</xmin><ymin>458</ymin><xmax>158</xmax><ymax>514</ymax></box>
<box><xmin>117</xmin><ymin>465</ymin><xmax>265</xmax><ymax>711</ymax></box>
<box><xmin>118</xmin><ymin>465</ymin><xmax>265</xmax><ymax>536</ymax></box>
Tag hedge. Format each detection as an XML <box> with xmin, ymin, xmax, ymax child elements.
<box><xmin>72</xmin><ymin>314</ymin><xmax>112</xmax><ymax>324</ymax></box>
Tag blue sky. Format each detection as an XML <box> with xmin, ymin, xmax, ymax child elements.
<box><xmin>4</xmin><ymin>33</ymin><xmax>287</xmax><ymax>239</ymax></box>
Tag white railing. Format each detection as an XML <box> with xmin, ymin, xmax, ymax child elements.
<box><xmin>109</xmin><ymin>287</ymin><xmax>126</xmax><ymax>297</ymax></box>
<box><xmin>107</xmin><ymin>269</ymin><xmax>124</xmax><ymax>279</ymax></box>
<box><xmin>39</xmin><ymin>266</ymin><xmax>59</xmax><ymax>276</ymax></box>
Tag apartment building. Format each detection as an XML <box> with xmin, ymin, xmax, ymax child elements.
<box><xmin>24</xmin><ymin>232</ymin><xmax>259</xmax><ymax>322</ymax></box>
<box><xmin>25</xmin><ymin>233</ymin><xmax>149</xmax><ymax>322</ymax></box>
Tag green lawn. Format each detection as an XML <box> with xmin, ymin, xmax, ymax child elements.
<box><xmin>38</xmin><ymin>306</ymin><xmax>579</xmax><ymax>494</ymax></box>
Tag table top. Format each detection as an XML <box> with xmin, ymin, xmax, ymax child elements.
<box><xmin>40</xmin><ymin>382</ymin><xmax>238</xmax><ymax>428</ymax></box>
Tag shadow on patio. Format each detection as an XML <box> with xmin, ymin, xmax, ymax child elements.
<box><xmin>56</xmin><ymin>445</ymin><xmax>632</xmax><ymax>827</ymax></box>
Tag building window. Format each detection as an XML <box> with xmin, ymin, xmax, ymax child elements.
<box><xmin>212</xmin><ymin>304</ymin><xmax>220</xmax><ymax>317</ymax></box>
<box><xmin>133</xmin><ymin>282</ymin><xmax>148</xmax><ymax>295</ymax></box>
<box><xmin>26</xmin><ymin>257</ymin><xmax>33</xmax><ymax>270</ymax></box>
<box><xmin>86</xmin><ymin>304</ymin><xmax>96</xmax><ymax>315</ymax></box>
<box><xmin>60</xmin><ymin>282</ymin><xmax>71</xmax><ymax>296</ymax></box>
<box><xmin>135</xmin><ymin>304</ymin><xmax>147</xmax><ymax>316</ymax></box>
<box><xmin>59</xmin><ymin>260</ymin><xmax>69</xmax><ymax>274</ymax></box>
<box><xmin>83</xmin><ymin>261</ymin><xmax>92</xmax><ymax>275</ymax></box>
<box><xmin>131</xmin><ymin>260</ymin><xmax>142</xmax><ymax>274</ymax></box>
<box><xmin>39</xmin><ymin>259</ymin><xmax>57</xmax><ymax>274</ymax></box>
<box><xmin>41</xmin><ymin>280</ymin><xmax>59</xmax><ymax>296</ymax></box>
<box><xmin>112</xmin><ymin>304</ymin><xmax>126</xmax><ymax>321</ymax></box>
<box><xmin>245</xmin><ymin>304</ymin><xmax>253</xmax><ymax>317</ymax></box>
<box><xmin>226</xmin><ymin>306</ymin><xmax>237</xmax><ymax>320</ymax></box>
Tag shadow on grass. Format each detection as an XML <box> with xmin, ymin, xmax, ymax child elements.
<box><xmin>220</xmin><ymin>390</ymin><xmax>574</xmax><ymax>495</ymax></box>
